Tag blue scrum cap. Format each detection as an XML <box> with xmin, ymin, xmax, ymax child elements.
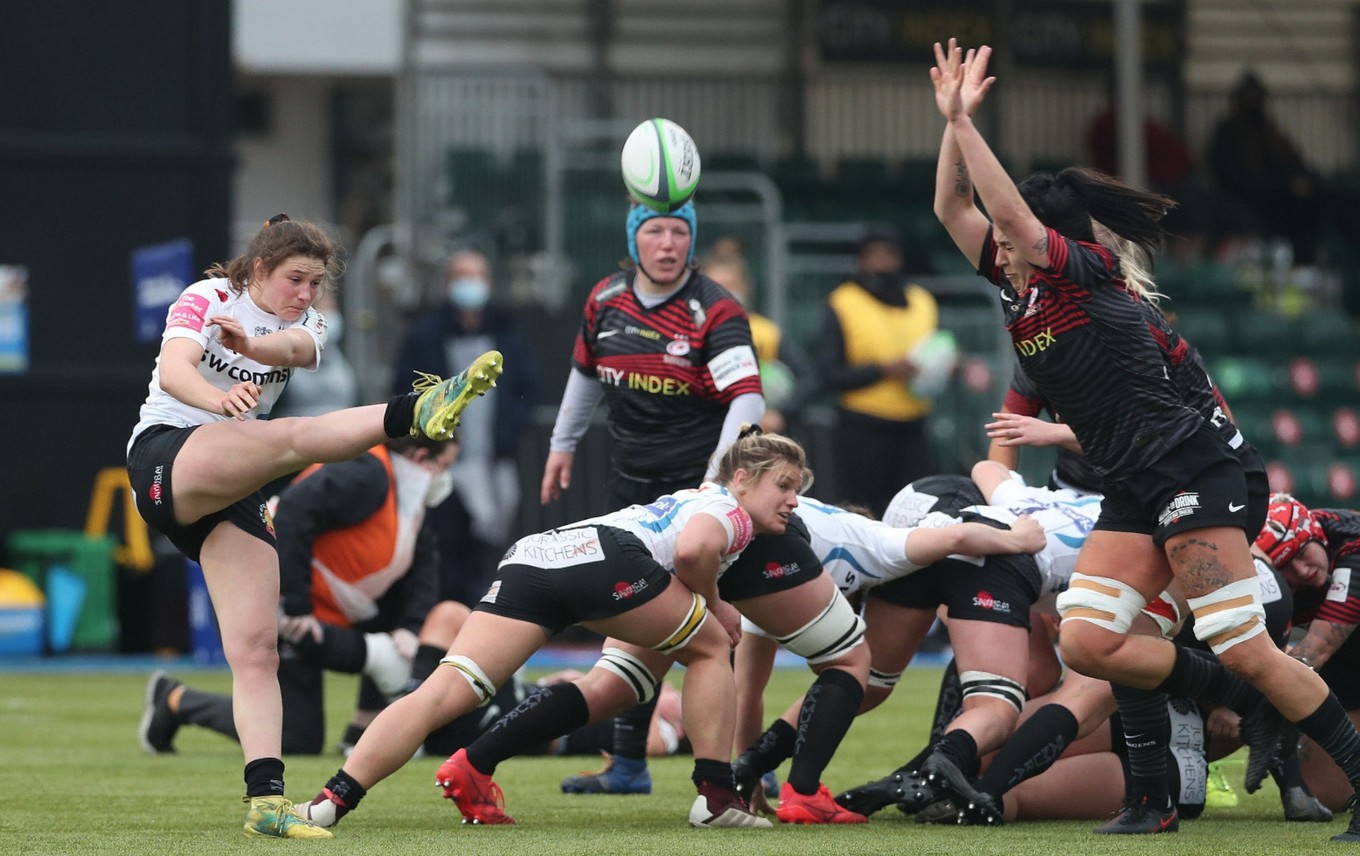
<box><xmin>626</xmin><ymin>201</ymin><xmax>697</xmax><ymax>265</ymax></box>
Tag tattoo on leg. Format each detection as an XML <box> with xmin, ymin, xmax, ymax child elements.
<box><xmin>1168</xmin><ymin>538</ymin><xmax>1232</xmax><ymax>596</ymax></box>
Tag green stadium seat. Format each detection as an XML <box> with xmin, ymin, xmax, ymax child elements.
<box><xmin>1210</xmin><ymin>355</ymin><xmax>1282</xmax><ymax>407</ymax></box>
<box><xmin>1160</xmin><ymin>259</ymin><xmax>1246</xmax><ymax>305</ymax></box>
<box><xmin>1227</xmin><ymin>308</ymin><xmax>1299</xmax><ymax>356</ymax></box>
<box><xmin>1170</xmin><ymin>308</ymin><xmax>1231</xmax><ymax>359</ymax></box>
<box><xmin>1294</xmin><ymin>312</ymin><xmax>1360</xmax><ymax>357</ymax></box>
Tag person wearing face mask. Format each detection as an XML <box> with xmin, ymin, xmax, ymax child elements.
<box><xmin>814</xmin><ymin>224</ymin><xmax>941</xmax><ymax>517</ymax></box>
<box><xmin>139</xmin><ymin>433</ymin><xmax>459</xmax><ymax>757</ymax></box>
<box><xmin>390</xmin><ymin>250</ymin><xmax>541</xmax><ymax>608</ymax></box>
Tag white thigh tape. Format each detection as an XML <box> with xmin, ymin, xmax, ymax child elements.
<box><xmin>960</xmin><ymin>669</ymin><xmax>1025</xmax><ymax>713</ymax></box>
<box><xmin>1056</xmin><ymin>573</ymin><xmax>1148</xmax><ymax>633</ymax></box>
<box><xmin>776</xmin><ymin>591</ymin><xmax>866</xmax><ymax>665</ymax></box>
<box><xmin>439</xmin><ymin>654</ymin><xmax>496</xmax><ymax>707</ymax></box>
<box><xmin>596</xmin><ymin>646</ymin><xmax>660</xmax><ymax>705</ymax></box>
<box><xmin>1188</xmin><ymin>576</ymin><xmax>1267</xmax><ymax>655</ymax></box>
<box><xmin>655</xmin><ymin>592</ymin><xmax>708</xmax><ymax>656</ymax></box>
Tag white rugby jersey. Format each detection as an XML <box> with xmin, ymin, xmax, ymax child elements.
<box><xmin>513</xmin><ymin>483</ymin><xmax>754</xmax><ymax>574</ymax></box>
<box><xmin>129</xmin><ymin>278</ymin><xmax>327</xmax><ymax>451</ymax></box>
<box><xmin>794</xmin><ymin>496</ymin><xmax>926</xmax><ymax>596</ymax></box>
<box><xmin>963</xmin><ymin>479</ymin><xmax>1102</xmax><ymax>598</ymax></box>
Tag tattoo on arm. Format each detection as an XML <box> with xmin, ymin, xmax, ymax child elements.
<box><xmin>1032</xmin><ymin>233</ymin><xmax>1049</xmax><ymax>257</ymax></box>
<box><xmin>952</xmin><ymin>159</ymin><xmax>972</xmax><ymax>199</ymax></box>
<box><xmin>1291</xmin><ymin>620</ymin><xmax>1357</xmax><ymax>670</ymax></box>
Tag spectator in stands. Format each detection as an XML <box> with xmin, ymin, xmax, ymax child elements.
<box><xmin>124</xmin><ymin>213</ymin><xmax>502</xmax><ymax>838</ymax></box>
<box><xmin>138</xmin><ymin>433</ymin><xmax>457</xmax><ymax>756</ymax></box>
<box><xmin>702</xmin><ymin>242</ymin><xmax>814</xmax><ymax>435</ymax></box>
<box><xmin>391</xmin><ymin>249</ymin><xmax>540</xmax><ymax>607</ymax></box>
<box><xmin>815</xmin><ymin>224</ymin><xmax>940</xmax><ymax>516</ymax></box>
<box><xmin>1207</xmin><ymin>71</ymin><xmax>1324</xmax><ymax>266</ymax></box>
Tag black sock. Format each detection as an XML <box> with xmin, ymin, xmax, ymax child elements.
<box><xmin>1272</xmin><ymin>747</ymin><xmax>1308</xmax><ymax>791</ymax></box>
<box><xmin>177</xmin><ymin>687</ymin><xmax>239</xmax><ymax>740</ymax></box>
<box><xmin>1155</xmin><ymin>644</ymin><xmax>1225</xmax><ymax>700</ymax></box>
<box><xmin>285</xmin><ymin>625</ymin><xmax>367</xmax><ymax>673</ymax></box>
<box><xmin>934</xmin><ymin>728</ymin><xmax>979</xmax><ymax>775</ymax></box>
<box><xmin>412</xmin><ymin>644</ymin><xmax>445</xmax><ymax>683</ymax></box>
<box><xmin>244</xmin><ymin>757</ymin><xmax>285</xmax><ymax>797</ymax></box>
<box><xmin>1294</xmin><ymin>693</ymin><xmax>1360</xmax><ymax>791</ymax></box>
<box><xmin>383</xmin><ymin>393</ymin><xmax>418</xmax><ymax>438</ymax></box>
<box><xmin>1112</xmin><ymin>684</ymin><xmax>1170</xmax><ymax>806</ymax></box>
<box><xmin>339</xmin><ymin>722</ymin><xmax>365</xmax><ymax>748</ymax></box>
<box><xmin>930</xmin><ymin>658</ymin><xmax>963</xmax><ymax>745</ymax></box>
<box><xmin>887</xmin><ymin>660</ymin><xmax>964</xmax><ymax>776</ymax></box>
<box><xmin>1178</xmin><ymin>647</ymin><xmax>1255</xmax><ymax>712</ymax></box>
<box><xmin>787</xmin><ymin>669</ymin><xmax>865</xmax><ymax>795</ymax></box>
<box><xmin>975</xmin><ymin>703</ymin><xmax>1079</xmax><ymax>798</ymax></box>
<box><xmin>692</xmin><ymin>757</ymin><xmax>735</xmax><ymax>791</ymax></box>
<box><xmin>738</xmin><ymin>718</ymin><xmax>797</xmax><ymax>777</ymax></box>
<box><xmin>612</xmin><ymin>697</ymin><xmax>660</xmax><ymax>762</ymax></box>
<box><xmin>325</xmin><ymin>769</ymin><xmax>368</xmax><ymax>809</ymax></box>
<box><xmin>466</xmin><ymin>682</ymin><xmax>589</xmax><ymax>774</ymax></box>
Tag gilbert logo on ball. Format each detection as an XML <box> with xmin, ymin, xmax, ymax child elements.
<box><xmin>621</xmin><ymin>118</ymin><xmax>701</xmax><ymax>212</ymax></box>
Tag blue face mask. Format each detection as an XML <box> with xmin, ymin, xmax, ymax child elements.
<box><xmin>447</xmin><ymin>277</ymin><xmax>490</xmax><ymax>310</ymax></box>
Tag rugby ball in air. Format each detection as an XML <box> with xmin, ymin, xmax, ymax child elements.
<box><xmin>621</xmin><ymin>118</ymin><xmax>701</xmax><ymax>212</ymax></box>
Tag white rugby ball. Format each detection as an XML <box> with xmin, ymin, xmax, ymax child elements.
<box><xmin>621</xmin><ymin>118</ymin><xmax>701</xmax><ymax>212</ymax></box>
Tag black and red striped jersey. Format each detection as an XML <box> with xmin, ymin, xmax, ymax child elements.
<box><xmin>980</xmin><ymin>227</ymin><xmax>1200</xmax><ymax>481</ymax></box>
<box><xmin>1003</xmin><ymin>363</ymin><xmax>1104</xmax><ymax>493</ymax></box>
<box><xmin>1292</xmin><ymin>508</ymin><xmax>1360</xmax><ymax>627</ymax></box>
<box><xmin>1142</xmin><ymin>306</ymin><xmax>1243</xmax><ymax>449</ymax></box>
<box><xmin>571</xmin><ymin>270</ymin><xmax>761</xmax><ymax>479</ymax></box>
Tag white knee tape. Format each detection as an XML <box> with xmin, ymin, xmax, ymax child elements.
<box><xmin>439</xmin><ymin>654</ymin><xmax>496</xmax><ymax>707</ymax></box>
<box><xmin>1056</xmin><ymin>573</ymin><xmax>1148</xmax><ymax>634</ymax></box>
<box><xmin>595</xmin><ymin>647</ymin><xmax>660</xmax><ymax>705</ymax></box>
<box><xmin>775</xmin><ymin>591</ymin><xmax>866</xmax><ymax>665</ymax></box>
<box><xmin>960</xmin><ymin>670</ymin><xmax>1025</xmax><ymax>713</ymax></box>
<box><xmin>654</xmin><ymin>592</ymin><xmax>708</xmax><ymax>656</ymax></box>
<box><xmin>1188</xmin><ymin>577</ymin><xmax>1267</xmax><ymax>656</ymax></box>
<box><xmin>867</xmin><ymin>667</ymin><xmax>903</xmax><ymax>690</ymax></box>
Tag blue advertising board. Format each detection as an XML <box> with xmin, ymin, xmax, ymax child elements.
<box><xmin>132</xmin><ymin>239</ymin><xmax>194</xmax><ymax>344</ymax></box>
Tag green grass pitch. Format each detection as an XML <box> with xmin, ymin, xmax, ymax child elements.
<box><xmin>1</xmin><ymin>663</ymin><xmax>1348</xmax><ymax>854</ymax></box>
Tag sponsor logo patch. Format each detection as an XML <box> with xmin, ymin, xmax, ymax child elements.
<box><xmin>481</xmin><ymin>580</ymin><xmax>501</xmax><ymax>604</ymax></box>
<box><xmin>725</xmin><ymin>507</ymin><xmax>754</xmax><ymax>553</ymax></box>
<box><xmin>762</xmin><ymin>561</ymin><xmax>801</xmax><ymax>580</ymax></box>
<box><xmin>150</xmin><ymin>465</ymin><xmax>165</xmax><ymax>505</ymax></box>
<box><xmin>708</xmin><ymin>345</ymin><xmax>759</xmax><ymax>391</ymax></box>
<box><xmin>612</xmin><ymin>578</ymin><xmax>650</xmax><ymax>601</ymax></box>
<box><xmin>1158</xmin><ymin>491</ymin><xmax>1200</xmax><ymax>527</ymax></box>
<box><xmin>167</xmin><ymin>293</ymin><xmax>211</xmax><ymax>332</ymax></box>
<box><xmin>972</xmin><ymin>590</ymin><xmax>1012</xmax><ymax>613</ymax></box>
<box><xmin>513</xmin><ymin>527</ymin><xmax>603</xmax><ymax>569</ymax></box>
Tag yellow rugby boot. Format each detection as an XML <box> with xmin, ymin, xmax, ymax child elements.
<box><xmin>410</xmin><ymin>350</ymin><xmax>503</xmax><ymax>440</ymax></box>
<box><xmin>242</xmin><ymin>795</ymin><xmax>334</xmax><ymax>839</ymax></box>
